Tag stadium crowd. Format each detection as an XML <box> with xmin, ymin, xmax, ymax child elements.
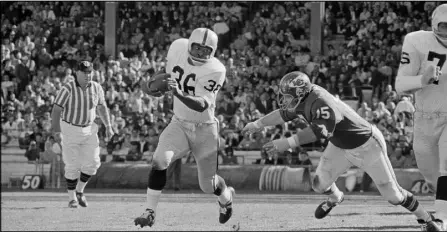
<box><xmin>2</xmin><ymin>1</ymin><xmax>438</xmax><ymax>171</ymax></box>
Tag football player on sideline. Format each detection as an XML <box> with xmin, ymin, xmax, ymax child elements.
<box><xmin>134</xmin><ymin>28</ymin><xmax>235</xmax><ymax>228</ymax></box>
<box><xmin>242</xmin><ymin>71</ymin><xmax>445</xmax><ymax>231</ymax></box>
<box><xmin>395</xmin><ymin>4</ymin><xmax>447</xmax><ymax>229</ymax></box>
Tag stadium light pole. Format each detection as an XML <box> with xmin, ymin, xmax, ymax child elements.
<box><xmin>310</xmin><ymin>2</ymin><xmax>325</xmax><ymax>56</ymax></box>
<box><xmin>105</xmin><ymin>2</ymin><xmax>118</xmax><ymax>59</ymax></box>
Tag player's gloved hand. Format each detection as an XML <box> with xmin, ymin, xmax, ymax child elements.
<box><xmin>241</xmin><ymin>121</ymin><xmax>264</xmax><ymax>135</ymax></box>
<box><xmin>421</xmin><ymin>65</ymin><xmax>441</xmax><ymax>86</ymax></box>
<box><xmin>263</xmin><ymin>139</ymin><xmax>290</xmax><ymax>156</ymax></box>
<box><xmin>167</xmin><ymin>77</ymin><xmax>181</xmax><ymax>95</ymax></box>
<box><xmin>105</xmin><ymin>126</ymin><xmax>115</xmax><ymax>142</ymax></box>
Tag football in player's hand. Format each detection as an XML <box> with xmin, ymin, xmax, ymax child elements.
<box><xmin>141</xmin><ymin>73</ymin><xmax>171</xmax><ymax>97</ymax></box>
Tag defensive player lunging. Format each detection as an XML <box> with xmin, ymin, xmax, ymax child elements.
<box><xmin>242</xmin><ymin>71</ymin><xmax>445</xmax><ymax>231</ymax></box>
<box><xmin>395</xmin><ymin>4</ymin><xmax>447</xmax><ymax>230</ymax></box>
<box><xmin>134</xmin><ymin>28</ymin><xmax>235</xmax><ymax>228</ymax></box>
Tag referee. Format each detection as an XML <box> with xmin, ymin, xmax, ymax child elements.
<box><xmin>51</xmin><ymin>61</ymin><xmax>114</xmax><ymax>208</ymax></box>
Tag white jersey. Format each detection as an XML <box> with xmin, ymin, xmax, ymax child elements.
<box><xmin>166</xmin><ymin>38</ymin><xmax>226</xmax><ymax>123</ymax></box>
<box><xmin>397</xmin><ymin>30</ymin><xmax>447</xmax><ymax>113</ymax></box>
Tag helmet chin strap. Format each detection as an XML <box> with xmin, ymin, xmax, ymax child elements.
<box><xmin>188</xmin><ymin>54</ymin><xmax>207</xmax><ymax>66</ymax></box>
<box><xmin>434</xmin><ymin>31</ymin><xmax>447</xmax><ymax>46</ymax></box>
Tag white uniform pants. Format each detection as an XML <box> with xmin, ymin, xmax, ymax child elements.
<box><xmin>61</xmin><ymin>120</ymin><xmax>101</xmax><ymax>180</ymax></box>
<box><xmin>152</xmin><ymin>116</ymin><xmax>219</xmax><ymax>194</ymax></box>
<box><xmin>314</xmin><ymin>126</ymin><xmax>404</xmax><ymax>203</ymax></box>
<box><xmin>413</xmin><ymin>112</ymin><xmax>447</xmax><ymax>189</ymax></box>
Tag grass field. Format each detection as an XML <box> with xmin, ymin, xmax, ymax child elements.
<box><xmin>1</xmin><ymin>190</ymin><xmax>433</xmax><ymax>231</ymax></box>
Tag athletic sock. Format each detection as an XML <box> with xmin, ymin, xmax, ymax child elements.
<box><xmin>218</xmin><ymin>187</ymin><xmax>232</xmax><ymax>205</ymax></box>
<box><xmin>147</xmin><ymin>188</ymin><xmax>162</xmax><ymax>211</ymax></box>
<box><xmin>324</xmin><ymin>183</ymin><xmax>343</xmax><ymax>204</ymax></box>
<box><xmin>66</xmin><ymin>178</ymin><xmax>78</xmax><ymax>201</ymax></box>
<box><xmin>76</xmin><ymin>173</ymin><xmax>91</xmax><ymax>193</ymax></box>
<box><xmin>400</xmin><ymin>190</ymin><xmax>431</xmax><ymax>222</ymax></box>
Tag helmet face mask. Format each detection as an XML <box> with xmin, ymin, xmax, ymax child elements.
<box><xmin>436</xmin><ymin>22</ymin><xmax>447</xmax><ymax>39</ymax></box>
<box><xmin>188</xmin><ymin>28</ymin><xmax>218</xmax><ymax>66</ymax></box>
<box><xmin>189</xmin><ymin>43</ymin><xmax>213</xmax><ymax>63</ymax></box>
<box><xmin>277</xmin><ymin>71</ymin><xmax>311</xmax><ymax>111</ymax></box>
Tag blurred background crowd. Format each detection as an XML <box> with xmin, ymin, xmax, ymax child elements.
<box><xmin>2</xmin><ymin>1</ymin><xmax>438</xmax><ymax>172</ymax></box>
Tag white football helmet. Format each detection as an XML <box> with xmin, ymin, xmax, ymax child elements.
<box><xmin>188</xmin><ymin>28</ymin><xmax>218</xmax><ymax>66</ymax></box>
<box><xmin>432</xmin><ymin>4</ymin><xmax>447</xmax><ymax>45</ymax></box>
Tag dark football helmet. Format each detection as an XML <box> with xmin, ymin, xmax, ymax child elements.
<box><xmin>277</xmin><ymin>71</ymin><xmax>312</xmax><ymax>110</ymax></box>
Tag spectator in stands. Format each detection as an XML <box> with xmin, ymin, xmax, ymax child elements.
<box><xmin>1</xmin><ymin>2</ymin><xmax>431</xmax><ymax>173</ymax></box>
<box><xmin>2</xmin><ymin>114</ymin><xmax>19</xmax><ymax>144</ymax></box>
<box><xmin>296</xmin><ymin>151</ymin><xmax>312</xmax><ymax>167</ymax></box>
<box><xmin>126</xmin><ymin>142</ymin><xmax>142</xmax><ymax>161</ymax></box>
<box><xmin>254</xmin><ymin>148</ymin><xmax>274</xmax><ymax>165</ymax></box>
<box><xmin>24</xmin><ymin>140</ymin><xmax>40</xmax><ymax>161</ymax></box>
<box><xmin>271</xmin><ymin>151</ymin><xmax>285</xmax><ymax>165</ymax></box>
<box><xmin>389</xmin><ymin>147</ymin><xmax>407</xmax><ymax>169</ymax></box>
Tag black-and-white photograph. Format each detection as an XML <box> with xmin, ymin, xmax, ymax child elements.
<box><xmin>1</xmin><ymin>1</ymin><xmax>446</xmax><ymax>231</ymax></box>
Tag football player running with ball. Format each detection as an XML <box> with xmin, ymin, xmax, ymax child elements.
<box><xmin>242</xmin><ymin>71</ymin><xmax>445</xmax><ymax>231</ymax></box>
<box><xmin>134</xmin><ymin>28</ymin><xmax>235</xmax><ymax>228</ymax></box>
<box><xmin>395</xmin><ymin>4</ymin><xmax>447</xmax><ymax>230</ymax></box>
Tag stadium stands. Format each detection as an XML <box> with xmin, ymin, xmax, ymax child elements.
<box><xmin>2</xmin><ymin>1</ymin><xmax>439</xmax><ymax>181</ymax></box>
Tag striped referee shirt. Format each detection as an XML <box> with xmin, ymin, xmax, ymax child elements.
<box><xmin>54</xmin><ymin>78</ymin><xmax>105</xmax><ymax>126</ymax></box>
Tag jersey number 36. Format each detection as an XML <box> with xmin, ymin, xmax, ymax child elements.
<box><xmin>172</xmin><ymin>66</ymin><xmax>222</xmax><ymax>95</ymax></box>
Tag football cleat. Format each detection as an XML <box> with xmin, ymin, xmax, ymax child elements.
<box><xmin>68</xmin><ymin>200</ymin><xmax>78</xmax><ymax>208</ymax></box>
<box><xmin>219</xmin><ymin>187</ymin><xmax>235</xmax><ymax>224</ymax></box>
<box><xmin>314</xmin><ymin>194</ymin><xmax>344</xmax><ymax>219</ymax></box>
<box><xmin>76</xmin><ymin>192</ymin><xmax>88</xmax><ymax>207</ymax></box>
<box><xmin>418</xmin><ymin>215</ymin><xmax>447</xmax><ymax>231</ymax></box>
<box><xmin>134</xmin><ymin>209</ymin><xmax>156</xmax><ymax>228</ymax></box>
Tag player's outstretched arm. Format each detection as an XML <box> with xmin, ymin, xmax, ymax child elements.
<box><xmin>241</xmin><ymin>110</ymin><xmax>286</xmax><ymax>135</ymax></box>
<box><xmin>263</xmin><ymin>126</ymin><xmax>318</xmax><ymax>155</ymax></box>
<box><xmin>264</xmin><ymin>101</ymin><xmax>336</xmax><ymax>155</ymax></box>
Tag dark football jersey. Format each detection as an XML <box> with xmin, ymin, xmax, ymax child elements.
<box><xmin>280</xmin><ymin>85</ymin><xmax>372</xmax><ymax>149</ymax></box>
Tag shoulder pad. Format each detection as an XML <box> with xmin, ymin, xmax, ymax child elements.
<box><xmin>405</xmin><ymin>30</ymin><xmax>432</xmax><ymax>43</ymax></box>
<box><xmin>169</xmin><ymin>38</ymin><xmax>189</xmax><ymax>53</ymax></box>
<box><xmin>203</xmin><ymin>57</ymin><xmax>226</xmax><ymax>73</ymax></box>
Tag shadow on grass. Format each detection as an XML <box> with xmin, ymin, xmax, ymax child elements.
<box><xmin>305</xmin><ymin>225</ymin><xmax>419</xmax><ymax>231</ymax></box>
<box><xmin>329</xmin><ymin>212</ymin><xmax>362</xmax><ymax>217</ymax></box>
<box><xmin>378</xmin><ymin>210</ymin><xmax>435</xmax><ymax>216</ymax></box>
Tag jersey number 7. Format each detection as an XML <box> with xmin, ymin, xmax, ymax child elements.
<box><xmin>428</xmin><ymin>51</ymin><xmax>446</xmax><ymax>84</ymax></box>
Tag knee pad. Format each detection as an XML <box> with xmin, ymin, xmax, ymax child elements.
<box><xmin>436</xmin><ymin>176</ymin><xmax>447</xmax><ymax>201</ymax></box>
<box><xmin>211</xmin><ymin>175</ymin><xmax>226</xmax><ymax>196</ymax></box>
<box><xmin>152</xmin><ymin>151</ymin><xmax>174</xmax><ymax>170</ymax></box>
<box><xmin>148</xmin><ymin>169</ymin><xmax>167</xmax><ymax>190</ymax></box>
<box><xmin>376</xmin><ymin>182</ymin><xmax>404</xmax><ymax>205</ymax></box>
